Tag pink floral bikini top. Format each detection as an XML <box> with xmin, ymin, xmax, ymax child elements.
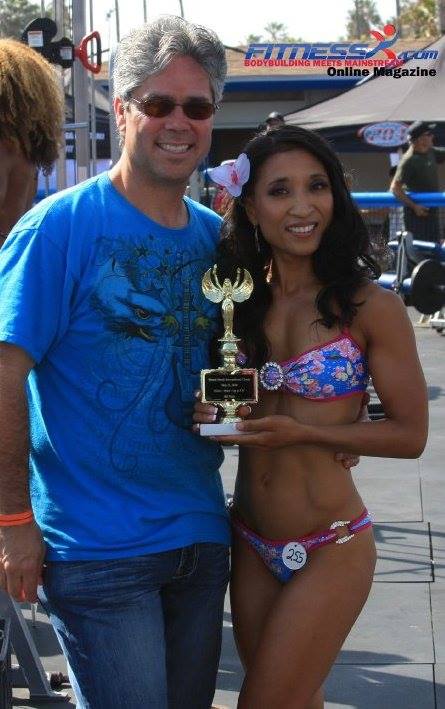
<box><xmin>237</xmin><ymin>330</ymin><xmax>368</xmax><ymax>402</ymax></box>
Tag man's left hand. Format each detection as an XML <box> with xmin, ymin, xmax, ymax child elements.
<box><xmin>335</xmin><ymin>392</ymin><xmax>369</xmax><ymax>469</ymax></box>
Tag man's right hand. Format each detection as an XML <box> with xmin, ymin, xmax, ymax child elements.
<box><xmin>413</xmin><ymin>204</ymin><xmax>429</xmax><ymax>218</ymax></box>
<box><xmin>0</xmin><ymin>521</ymin><xmax>46</xmax><ymax>602</ymax></box>
<box><xmin>192</xmin><ymin>390</ymin><xmax>252</xmax><ymax>433</ymax></box>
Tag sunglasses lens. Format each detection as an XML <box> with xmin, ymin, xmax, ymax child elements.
<box><xmin>183</xmin><ymin>102</ymin><xmax>215</xmax><ymax>120</ymax></box>
<box><xmin>137</xmin><ymin>98</ymin><xmax>215</xmax><ymax>120</ymax></box>
<box><xmin>142</xmin><ymin>98</ymin><xmax>175</xmax><ymax>118</ymax></box>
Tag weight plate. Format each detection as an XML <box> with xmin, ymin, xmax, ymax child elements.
<box><xmin>411</xmin><ymin>260</ymin><xmax>445</xmax><ymax>314</ymax></box>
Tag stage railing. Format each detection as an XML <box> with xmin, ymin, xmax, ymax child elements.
<box><xmin>352</xmin><ymin>192</ymin><xmax>445</xmax><ymax>254</ymax></box>
<box><xmin>352</xmin><ymin>192</ymin><xmax>445</xmax><ymax>207</ymax></box>
<box><xmin>34</xmin><ymin>189</ymin><xmax>445</xmax><ymax>248</ymax></box>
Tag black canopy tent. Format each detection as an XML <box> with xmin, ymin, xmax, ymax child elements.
<box><xmin>285</xmin><ymin>35</ymin><xmax>445</xmax><ymax>151</ymax></box>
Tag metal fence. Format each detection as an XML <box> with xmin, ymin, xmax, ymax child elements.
<box><xmin>353</xmin><ymin>192</ymin><xmax>445</xmax><ymax>271</ymax></box>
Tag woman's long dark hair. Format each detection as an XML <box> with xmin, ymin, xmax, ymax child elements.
<box><xmin>213</xmin><ymin>125</ymin><xmax>381</xmax><ymax>368</ymax></box>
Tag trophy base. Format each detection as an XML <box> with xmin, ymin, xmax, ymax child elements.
<box><xmin>200</xmin><ymin>422</ymin><xmax>247</xmax><ymax>436</ymax></box>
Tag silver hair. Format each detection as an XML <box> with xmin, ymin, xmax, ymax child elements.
<box><xmin>113</xmin><ymin>15</ymin><xmax>227</xmax><ymax>103</ymax></box>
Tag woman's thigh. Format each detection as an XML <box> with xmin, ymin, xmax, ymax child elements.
<box><xmin>230</xmin><ymin>532</ymin><xmax>281</xmax><ymax>667</ymax></box>
<box><xmin>237</xmin><ymin>529</ymin><xmax>376</xmax><ymax>709</ymax></box>
<box><xmin>231</xmin><ymin>534</ymin><xmax>323</xmax><ymax>709</ymax></box>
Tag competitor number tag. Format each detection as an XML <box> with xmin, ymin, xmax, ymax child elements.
<box><xmin>282</xmin><ymin>542</ymin><xmax>307</xmax><ymax>570</ymax></box>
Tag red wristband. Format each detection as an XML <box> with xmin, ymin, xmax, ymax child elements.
<box><xmin>0</xmin><ymin>510</ymin><xmax>34</xmax><ymax>527</ymax></box>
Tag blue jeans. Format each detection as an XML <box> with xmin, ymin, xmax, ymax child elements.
<box><xmin>38</xmin><ymin>543</ymin><xmax>230</xmax><ymax>709</ymax></box>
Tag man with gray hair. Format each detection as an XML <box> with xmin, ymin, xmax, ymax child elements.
<box><xmin>0</xmin><ymin>16</ymin><xmax>230</xmax><ymax>708</ymax></box>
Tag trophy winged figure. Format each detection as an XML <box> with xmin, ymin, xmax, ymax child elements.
<box><xmin>202</xmin><ymin>266</ymin><xmax>253</xmax><ymax>341</ymax></box>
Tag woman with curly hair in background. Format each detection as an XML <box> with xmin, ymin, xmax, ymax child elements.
<box><xmin>0</xmin><ymin>38</ymin><xmax>64</xmax><ymax>245</ymax></box>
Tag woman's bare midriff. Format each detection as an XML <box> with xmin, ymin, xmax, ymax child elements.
<box><xmin>233</xmin><ymin>389</ymin><xmax>367</xmax><ymax>539</ymax></box>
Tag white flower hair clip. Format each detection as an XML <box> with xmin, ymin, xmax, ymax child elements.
<box><xmin>207</xmin><ymin>153</ymin><xmax>250</xmax><ymax>197</ymax></box>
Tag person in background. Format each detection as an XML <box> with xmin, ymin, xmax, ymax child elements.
<box><xmin>0</xmin><ymin>38</ymin><xmax>63</xmax><ymax>246</ymax></box>
<box><xmin>265</xmin><ymin>111</ymin><xmax>285</xmax><ymax>131</ymax></box>
<box><xmin>391</xmin><ymin>121</ymin><xmax>445</xmax><ymax>243</ymax></box>
<box><xmin>387</xmin><ymin>165</ymin><xmax>405</xmax><ymax>241</ymax></box>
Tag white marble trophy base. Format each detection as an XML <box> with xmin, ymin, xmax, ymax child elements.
<box><xmin>200</xmin><ymin>422</ymin><xmax>246</xmax><ymax>436</ymax></box>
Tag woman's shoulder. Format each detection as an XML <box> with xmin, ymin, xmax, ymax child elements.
<box><xmin>354</xmin><ymin>281</ymin><xmax>410</xmax><ymax>337</ymax></box>
<box><xmin>356</xmin><ymin>280</ymin><xmax>401</xmax><ymax>306</ymax></box>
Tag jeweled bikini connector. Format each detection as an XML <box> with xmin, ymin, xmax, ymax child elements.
<box><xmin>330</xmin><ymin>519</ymin><xmax>355</xmax><ymax>544</ymax></box>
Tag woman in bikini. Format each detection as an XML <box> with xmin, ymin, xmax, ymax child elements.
<box><xmin>195</xmin><ymin>125</ymin><xmax>428</xmax><ymax>708</ymax></box>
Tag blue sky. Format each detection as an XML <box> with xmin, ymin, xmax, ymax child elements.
<box><xmin>91</xmin><ymin>0</ymin><xmax>400</xmax><ymax>49</ymax></box>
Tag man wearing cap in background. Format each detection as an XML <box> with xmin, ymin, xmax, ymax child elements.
<box><xmin>391</xmin><ymin>121</ymin><xmax>445</xmax><ymax>243</ymax></box>
<box><xmin>265</xmin><ymin>111</ymin><xmax>285</xmax><ymax>131</ymax></box>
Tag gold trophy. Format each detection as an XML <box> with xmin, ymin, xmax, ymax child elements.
<box><xmin>200</xmin><ymin>265</ymin><xmax>258</xmax><ymax>436</ymax></box>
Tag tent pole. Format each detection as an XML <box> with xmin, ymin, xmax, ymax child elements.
<box><xmin>438</xmin><ymin>0</ymin><xmax>445</xmax><ymax>34</ymax></box>
<box><xmin>395</xmin><ymin>0</ymin><xmax>402</xmax><ymax>38</ymax></box>
<box><xmin>89</xmin><ymin>0</ymin><xmax>97</xmax><ymax>176</ymax></box>
<box><xmin>72</xmin><ymin>0</ymin><xmax>90</xmax><ymax>183</ymax></box>
<box><xmin>53</xmin><ymin>0</ymin><xmax>67</xmax><ymax>192</ymax></box>
<box><xmin>114</xmin><ymin>0</ymin><xmax>120</xmax><ymax>41</ymax></box>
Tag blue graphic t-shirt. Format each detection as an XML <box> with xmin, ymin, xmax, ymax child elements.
<box><xmin>0</xmin><ymin>172</ymin><xmax>229</xmax><ymax>560</ymax></box>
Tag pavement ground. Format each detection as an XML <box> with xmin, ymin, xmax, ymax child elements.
<box><xmin>5</xmin><ymin>310</ymin><xmax>445</xmax><ymax>709</ymax></box>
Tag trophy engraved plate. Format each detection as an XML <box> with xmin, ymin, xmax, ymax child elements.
<box><xmin>203</xmin><ymin>372</ymin><xmax>256</xmax><ymax>402</ymax></box>
<box><xmin>200</xmin><ymin>265</ymin><xmax>258</xmax><ymax>436</ymax></box>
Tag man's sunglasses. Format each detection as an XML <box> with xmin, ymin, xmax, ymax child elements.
<box><xmin>129</xmin><ymin>96</ymin><xmax>218</xmax><ymax>120</ymax></box>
